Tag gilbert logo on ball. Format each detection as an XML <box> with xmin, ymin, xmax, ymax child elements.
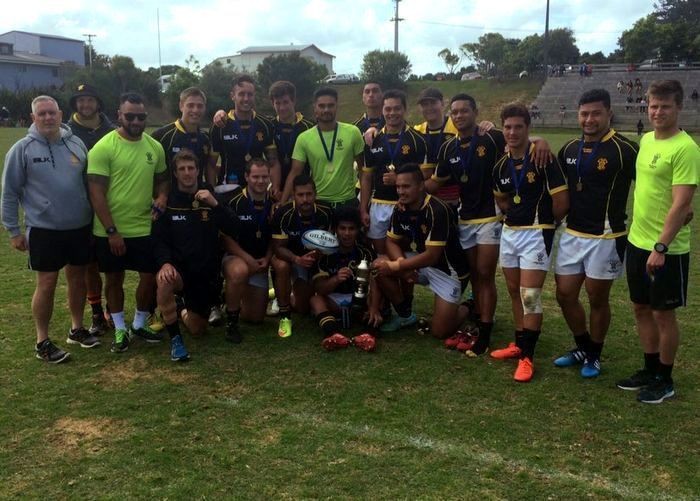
<box><xmin>302</xmin><ymin>229</ymin><xmax>339</xmax><ymax>255</ymax></box>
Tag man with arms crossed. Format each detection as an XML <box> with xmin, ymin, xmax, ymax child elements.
<box><xmin>88</xmin><ymin>93</ymin><xmax>169</xmax><ymax>353</ymax></box>
<box><xmin>617</xmin><ymin>80</ymin><xmax>699</xmax><ymax>404</ymax></box>
<box><xmin>554</xmin><ymin>89</ymin><xmax>638</xmax><ymax>378</ymax></box>
<box><xmin>490</xmin><ymin>104</ymin><xmax>569</xmax><ymax>382</ymax></box>
<box><xmin>2</xmin><ymin>95</ymin><xmax>98</xmax><ymax>362</ymax></box>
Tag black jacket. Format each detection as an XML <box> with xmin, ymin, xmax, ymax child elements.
<box><xmin>66</xmin><ymin>112</ymin><xmax>115</xmax><ymax>150</ymax></box>
<box><xmin>152</xmin><ymin>187</ymin><xmax>238</xmax><ymax>274</ymax></box>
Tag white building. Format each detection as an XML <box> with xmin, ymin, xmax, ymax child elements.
<box><xmin>214</xmin><ymin>44</ymin><xmax>334</xmax><ymax>73</ymax></box>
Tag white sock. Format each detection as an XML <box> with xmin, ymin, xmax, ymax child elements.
<box><xmin>111</xmin><ymin>311</ymin><xmax>126</xmax><ymax>331</ymax></box>
<box><xmin>132</xmin><ymin>310</ymin><xmax>149</xmax><ymax>329</ymax></box>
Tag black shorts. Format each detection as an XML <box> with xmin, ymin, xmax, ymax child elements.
<box><xmin>626</xmin><ymin>243</ymin><xmax>689</xmax><ymax>310</ymax></box>
<box><xmin>95</xmin><ymin>236</ymin><xmax>157</xmax><ymax>274</ymax></box>
<box><xmin>180</xmin><ymin>268</ymin><xmax>218</xmax><ymax>318</ymax></box>
<box><xmin>27</xmin><ymin>225</ymin><xmax>91</xmax><ymax>272</ymax></box>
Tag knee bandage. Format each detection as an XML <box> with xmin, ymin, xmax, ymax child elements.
<box><xmin>520</xmin><ymin>287</ymin><xmax>543</xmax><ymax>314</ymax></box>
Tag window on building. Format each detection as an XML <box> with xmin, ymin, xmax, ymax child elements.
<box><xmin>227</xmin><ymin>58</ymin><xmax>231</xmax><ymax>64</ymax></box>
<box><xmin>19</xmin><ymin>65</ymin><xmax>27</xmax><ymax>73</ymax></box>
<box><xmin>0</xmin><ymin>43</ymin><xmax>12</xmax><ymax>55</ymax></box>
<box><xmin>52</xmin><ymin>68</ymin><xmax>58</xmax><ymax>77</ymax></box>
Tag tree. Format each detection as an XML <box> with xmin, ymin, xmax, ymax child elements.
<box><xmin>461</xmin><ymin>33</ymin><xmax>510</xmax><ymax>76</ymax></box>
<box><xmin>579</xmin><ymin>51</ymin><xmax>608</xmax><ymax>64</ymax></box>
<box><xmin>199</xmin><ymin>61</ymin><xmax>239</xmax><ymax>119</ymax></box>
<box><xmin>618</xmin><ymin>15</ymin><xmax>660</xmax><ymax>62</ymax></box>
<box><xmin>547</xmin><ymin>28</ymin><xmax>580</xmax><ymax>65</ymax></box>
<box><xmin>360</xmin><ymin>50</ymin><xmax>412</xmax><ymax>90</ymax></box>
<box><xmin>437</xmin><ymin>48</ymin><xmax>460</xmax><ymax>75</ymax></box>
<box><xmin>257</xmin><ymin>52</ymin><xmax>328</xmax><ymax>115</ymax></box>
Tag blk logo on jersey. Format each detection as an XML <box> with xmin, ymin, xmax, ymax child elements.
<box><xmin>223</xmin><ymin>134</ymin><xmax>238</xmax><ymax>141</ymax></box>
<box><xmin>371</xmin><ymin>147</ymin><xmax>384</xmax><ymax>154</ymax></box>
<box><xmin>172</xmin><ymin>215</ymin><xmax>186</xmax><ymax>221</ymax></box>
<box><xmin>32</xmin><ymin>157</ymin><xmax>51</xmax><ymax>164</ymax></box>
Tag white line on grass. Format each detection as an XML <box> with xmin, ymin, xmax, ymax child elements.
<box><xmin>287</xmin><ymin>412</ymin><xmax>678</xmax><ymax>500</ymax></box>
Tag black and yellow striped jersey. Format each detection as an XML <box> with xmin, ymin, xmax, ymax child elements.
<box><xmin>557</xmin><ymin>129</ymin><xmax>638</xmax><ymax>237</ymax></box>
<box><xmin>493</xmin><ymin>143</ymin><xmax>568</xmax><ymax>229</ymax></box>
<box><xmin>151</xmin><ymin>120</ymin><xmax>211</xmax><ymax>182</ymax></box>
<box><xmin>353</xmin><ymin>113</ymin><xmax>385</xmax><ymax>134</ymax></box>
<box><xmin>271</xmin><ymin>201</ymin><xmax>334</xmax><ymax>256</ymax></box>
<box><xmin>210</xmin><ymin>111</ymin><xmax>276</xmax><ymax>187</ymax></box>
<box><xmin>312</xmin><ymin>243</ymin><xmax>376</xmax><ymax>294</ymax></box>
<box><xmin>363</xmin><ymin>125</ymin><xmax>428</xmax><ymax>203</ymax></box>
<box><xmin>434</xmin><ymin>129</ymin><xmax>506</xmax><ymax>223</ymax></box>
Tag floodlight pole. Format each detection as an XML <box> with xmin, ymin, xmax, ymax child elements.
<box><xmin>391</xmin><ymin>0</ymin><xmax>404</xmax><ymax>53</ymax></box>
<box><xmin>157</xmin><ymin>8</ymin><xmax>163</xmax><ymax>82</ymax></box>
<box><xmin>83</xmin><ymin>33</ymin><xmax>96</xmax><ymax>71</ymax></box>
<box><xmin>543</xmin><ymin>0</ymin><xmax>550</xmax><ymax>77</ymax></box>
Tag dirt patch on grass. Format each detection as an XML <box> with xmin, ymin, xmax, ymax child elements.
<box><xmin>98</xmin><ymin>357</ymin><xmax>197</xmax><ymax>387</ymax></box>
<box><xmin>51</xmin><ymin>417</ymin><xmax>127</xmax><ymax>455</ymax></box>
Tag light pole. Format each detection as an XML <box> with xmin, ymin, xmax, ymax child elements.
<box><xmin>543</xmin><ymin>0</ymin><xmax>550</xmax><ymax>77</ymax></box>
<box><xmin>83</xmin><ymin>33</ymin><xmax>96</xmax><ymax>71</ymax></box>
<box><xmin>391</xmin><ymin>0</ymin><xmax>403</xmax><ymax>53</ymax></box>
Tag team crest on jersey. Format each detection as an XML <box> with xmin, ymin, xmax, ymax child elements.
<box><xmin>146</xmin><ymin>152</ymin><xmax>153</xmax><ymax>164</ymax></box>
<box><xmin>526</xmin><ymin>171</ymin><xmax>536</xmax><ymax>183</ymax></box>
<box><xmin>477</xmin><ymin>146</ymin><xmax>486</xmax><ymax>157</ymax></box>
<box><xmin>401</xmin><ymin>145</ymin><xmax>411</xmax><ymax>155</ymax></box>
<box><xmin>256</xmin><ymin>132</ymin><xmax>264</xmax><ymax>142</ymax></box>
<box><xmin>420</xmin><ymin>224</ymin><xmax>428</xmax><ymax>235</ymax></box>
<box><xmin>336</xmin><ymin>138</ymin><xmax>344</xmax><ymax>150</ymax></box>
<box><xmin>201</xmin><ymin>210</ymin><xmax>209</xmax><ymax>221</ymax></box>
<box><xmin>650</xmin><ymin>153</ymin><xmax>661</xmax><ymax>169</ymax></box>
<box><xmin>597</xmin><ymin>158</ymin><xmax>608</xmax><ymax>171</ymax></box>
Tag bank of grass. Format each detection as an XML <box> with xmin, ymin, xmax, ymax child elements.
<box><xmin>1</xmin><ymin>127</ymin><xmax>700</xmax><ymax>498</ymax></box>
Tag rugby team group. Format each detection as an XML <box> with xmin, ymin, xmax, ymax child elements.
<box><xmin>1</xmin><ymin>75</ymin><xmax>698</xmax><ymax>404</ymax></box>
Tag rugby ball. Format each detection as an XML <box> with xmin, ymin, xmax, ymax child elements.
<box><xmin>302</xmin><ymin>229</ymin><xmax>339</xmax><ymax>255</ymax></box>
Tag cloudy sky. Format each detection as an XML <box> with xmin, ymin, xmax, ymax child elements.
<box><xmin>2</xmin><ymin>0</ymin><xmax>656</xmax><ymax>75</ymax></box>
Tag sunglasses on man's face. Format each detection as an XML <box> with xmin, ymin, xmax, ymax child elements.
<box><xmin>123</xmin><ymin>112</ymin><xmax>147</xmax><ymax>122</ymax></box>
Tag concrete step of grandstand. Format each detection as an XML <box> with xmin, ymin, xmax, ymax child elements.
<box><xmin>530</xmin><ymin>68</ymin><xmax>700</xmax><ymax>130</ymax></box>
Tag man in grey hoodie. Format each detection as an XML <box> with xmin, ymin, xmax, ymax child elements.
<box><xmin>1</xmin><ymin>95</ymin><xmax>100</xmax><ymax>363</ymax></box>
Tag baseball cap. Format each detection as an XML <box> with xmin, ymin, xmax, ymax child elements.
<box><xmin>417</xmin><ymin>88</ymin><xmax>444</xmax><ymax>104</ymax></box>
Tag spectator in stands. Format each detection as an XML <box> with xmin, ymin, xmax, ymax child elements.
<box><xmin>586</xmin><ymin>64</ymin><xmax>592</xmax><ymax>76</ymax></box>
<box><xmin>530</xmin><ymin>104</ymin><xmax>541</xmax><ymax>120</ymax></box>
<box><xmin>639</xmin><ymin>97</ymin><xmax>647</xmax><ymax>113</ymax></box>
<box><xmin>635</xmin><ymin>78</ymin><xmax>643</xmax><ymax>95</ymax></box>
<box><xmin>559</xmin><ymin>104</ymin><xmax>567</xmax><ymax>125</ymax></box>
<box><xmin>627</xmin><ymin>80</ymin><xmax>634</xmax><ymax>96</ymax></box>
<box><xmin>617</xmin><ymin>81</ymin><xmax>624</xmax><ymax>93</ymax></box>
<box><xmin>579</xmin><ymin>63</ymin><xmax>586</xmax><ymax>77</ymax></box>
<box><xmin>626</xmin><ymin>96</ymin><xmax>634</xmax><ymax>111</ymax></box>
<box><xmin>691</xmin><ymin>89</ymin><xmax>698</xmax><ymax>102</ymax></box>
<box><xmin>637</xmin><ymin>119</ymin><xmax>644</xmax><ymax>136</ymax></box>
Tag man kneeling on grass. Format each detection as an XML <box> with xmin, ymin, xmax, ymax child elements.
<box><xmin>310</xmin><ymin>207</ymin><xmax>379</xmax><ymax>351</ymax></box>
<box><xmin>152</xmin><ymin>150</ymin><xmax>238</xmax><ymax>361</ymax></box>
<box><xmin>373</xmin><ymin>163</ymin><xmax>468</xmax><ymax>339</ymax></box>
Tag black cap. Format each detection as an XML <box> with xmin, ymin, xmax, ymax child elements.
<box><xmin>417</xmin><ymin>87</ymin><xmax>444</xmax><ymax>104</ymax></box>
<box><xmin>69</xmin><ymin>83</ymin><xmax>104</xmax><ymax>111</ymax></box>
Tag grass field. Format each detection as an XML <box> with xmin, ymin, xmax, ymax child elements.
<box><xmin>1</xmin><ymin>124</ymin><xmax>700</xmax><ymax>499</ymax></box>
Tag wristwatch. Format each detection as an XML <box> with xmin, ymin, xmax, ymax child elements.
<box><xmin>653</xmin><ymin>242</ymin><xmax>668</xmax><ymax>254</ymax></box>
<box><xmin>106</xmin><ymin>225</ymin><xmax>118</xmax><ymax>235</ymax></box>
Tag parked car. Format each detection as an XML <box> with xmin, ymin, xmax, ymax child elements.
<box><xmin>325</xmin><ymin>74</ymin><xmax>359</xmax><ymax>84</ymax></box>
<box><xmin>639</xmin><ymin>59</ymin><xmax>659</xmax><ymax>69</ymax></box>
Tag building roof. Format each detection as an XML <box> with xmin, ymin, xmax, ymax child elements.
<box><xmin>0</xmin><ymin>30</ymin><xmax>83</xmax><ymax>43</ymax></box>
<box><xmin>0</xmin><ymin>50</ymin><xmax>66</xmax><ymax>67</ymax></box>
<box><xmin>238</xmin><ymin>44</ymin><xmax>334</xmax><ymax>58</ymax></box>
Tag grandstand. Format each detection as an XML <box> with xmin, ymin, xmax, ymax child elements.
<box><xmin>531</xmin><ymin>63</ymin><xmax>700</xmax><ymax>130</ymax></box>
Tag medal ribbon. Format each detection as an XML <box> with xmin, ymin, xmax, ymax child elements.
<box><xmin>248</xmin><ymin>191</ymin><xmax>271</xmax><ymax>237</ymax></box>
<box><xmin>317</xmin><ymin>124</ymin><xmax>339</xmax><ymax>165</ymax></box>
<box><xmin>508</xmin><ymin>143</ymin><xmax>531</xmax><ymax>196</ymax></box>
<box><xmin>428</xmin><ymin>117</ymin><xmax>448</xmax><ymax>160</ymax></box>
<box><xmin>275</xmin><ymin>121</ymin><xmax>298</xmax><ymax>162</ymax></box>
<box><xmin>458</xmin><ymin>129</ymin><xmax>480</xmax><ymax>179</ymax></box>
<box><xmin>232</xmin><ymin>113</ymin><xmax>256</xmax><ymax>160</ymax></box>
<box><xmin>575</xmin><ymin>136</ymin><xmax>603</xmax><ymax>182</ymax></box>
<box><xmin>383</xmin><ymin>127</ymin><xmax>405</xmax><ymax>167</ymax></box>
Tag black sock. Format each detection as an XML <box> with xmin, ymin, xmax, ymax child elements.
<box><xmin>657</xmin><ymin>362</ymin><xmax>673</xmax><ymax>382</ymax></box>
<box><xmin>166</xmin><ymin>320</ymin><xmax>181</xmax><ymax>340</ymax></box>
<box><xmin>471</xmin><ymin>321</ymin><xmax>493</xmax><ymax>354</ymax></box>
<box><xmin>226</xmin><ymin>308</ymin><xmax>240</xmax><ymax>324</ymax></box>
<box><xmin>588</xmin><ymin>341</ymin><xmax>604</xmax><ymax>358</ymax></box>
<box><xmin>514</xmin><ymin>330</ymin><xmax>525</xmax><ymax>349</ymax></box>
<box><xmin>89</xmin><ymin>301</ymin><xmax>103</xmax><ymax>316</ymax></box>
<box><xmin>394</xmin><ymin>299</ymin><xmax>413</xmax><ymax>318</ymax></box>
<box><xmin>574</xmin><ymin>331</ymin><xmax>592</xmax><ymax>352</ymax></box>
<box><xmin>278</xmin><ymin>304</ymin><xmax>291</xmax><ymax>320</ymax></box>
<box><xmin>316</xmin><ymin>311</ymin><xmax>339</xmax><ymax>337</ymax></box>
<box><xmin>644</xmin><ymin>352</ymin><xmax>660</xmax><ymax>373</ymax></box>
<box><xmin>520</xmin><ymin>328</ymin><xmax>541</xmax><ymax>359</ymax></box>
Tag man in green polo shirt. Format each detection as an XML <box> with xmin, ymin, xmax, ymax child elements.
<box><xmin>281</xmin><ymin>87</ymin><xmax>365</xmax><ymax>208</ymax></box>
<box><xmin>618</xmin><ymin>80</ymin><xmax>699</xmax><ymax>404</ymax></box>
<box><xmin>88</xmin><ymin>92</ymin><xmax>169</xmax><ymax>353</ymax></box>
